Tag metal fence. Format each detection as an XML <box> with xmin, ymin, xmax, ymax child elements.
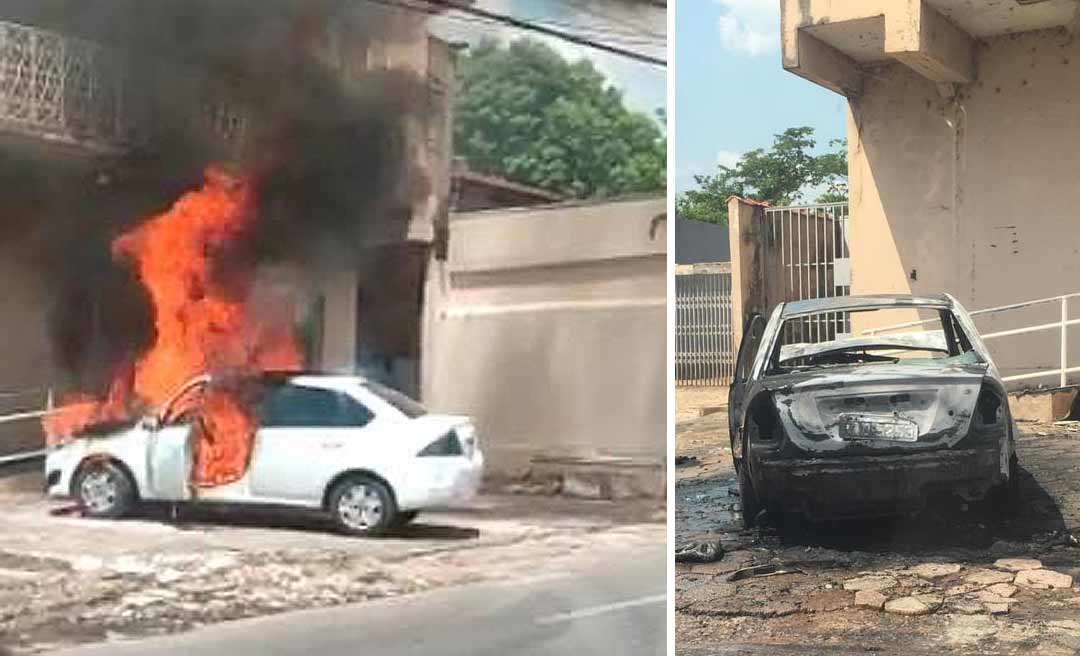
<box><xmin>764</xmin><ymin>203</ymin><xmax>852</xmax><ymax>345</ymax></box>
<box><xmin>0</xmin><ymin>387</ymin><xmax>50</xmax><ymax>464</ymax></box>
<box><xmin>675</xmin><ymin>263</ymin><xmax>733</xmax><ymax>386</ymax></box>
<box><xmin>866</xmin><ymin>292</ymin><xmax>1080</xmax><ymax>388</ymax></box>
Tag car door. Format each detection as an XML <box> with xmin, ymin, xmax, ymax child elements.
<box><xmin>248</xmin><ymin>384</ymin><xmax>376</xmax><ymax>503</ymax></box>
<box><xmin>729</xmin><ymin>314</ymin><xmax>766</xmax><ymax>460</ymax></box>
<box><xmin>146</xmin><ymin>380</ymin><xmax>205</xmax><ymax>500</ymax></box>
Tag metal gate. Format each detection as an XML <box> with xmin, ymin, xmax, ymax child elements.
<box><xmin>675</xmin><ymin>263</ymin><xmax>733</xmax><ymax>386</ymax></box>
<box><xmin>764</xmin><ymin>203</ymin><xmax>851</xmax><ymax>344</ymax></box>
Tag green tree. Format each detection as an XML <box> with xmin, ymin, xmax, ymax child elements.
<box><xmin>676</xmin><ymin>128</ymin><xmax>847</xmax><ymax>224</ymax></box>
<box><xmin>454</xmin><ymin>38</ymin><xmax>666</xmax><ymax>198</ymax></box>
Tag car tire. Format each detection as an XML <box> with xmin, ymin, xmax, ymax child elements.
<box><xmin>736</xmin><ymin>457</ymin><xmax>761</xmax><ymax>530</ymax></box>
<box><xmin>329</xmin><ymin>476</ymin><xmax>397</xmax><ymax>536</ymax></box>
<box><xmin>74</xmin><ymin>460</ymin><xmax>136</xmax><ymax>519</ymax></box>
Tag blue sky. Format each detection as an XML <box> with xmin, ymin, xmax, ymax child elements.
<box><xmin>674</xmin><ymin>0</ymin><xmax>848</xmax><ymax>194</ymax></box>
<box><xmin>430</xmin><ymin>0</ymin><xmax>666</xmax><ymax>119</ymax></box>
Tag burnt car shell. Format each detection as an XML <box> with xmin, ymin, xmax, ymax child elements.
<box><xmin>730</xmin><ymin>294</ymin><xmax>1016</xmax><ymax>522</ymax></box>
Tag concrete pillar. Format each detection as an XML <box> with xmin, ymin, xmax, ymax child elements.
<box><xmin>319</xmin><ymin>268</ymin><xmax>359</xmax><ymax>373</ymax></box>
<box><xmin>728</xmin><ymin>197</ymin><xmax>773</xmax><ymax>347</ymax></box>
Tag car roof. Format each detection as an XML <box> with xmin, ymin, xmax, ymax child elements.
<box><xmin>780</xmin><ymin>294</ymin><xmax>952</xmax><ymax>317</ymax></box>
<box><xmin>197</xmin><ymin>370</ymin><xmax>371</xmax><ymax>390</ymax></box>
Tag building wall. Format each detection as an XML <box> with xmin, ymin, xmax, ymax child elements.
<box><xmin>675</xmin><ymin>215</ymin><xmax>730</xmax><ymax>264</ymax></box>
<box><xmin>0</xmin><ymin>252</ymin><xmax>52</xmax><ymax>456</ymax></box>
<box><xmin>422</xmin><ymin>197</ymin><xmax>666</xmax><ymax>478</ymax></box>
<box><xmin>848</xmin><ymin>29</ymin><xmax>1080</xmax><ymax>381</ymax></box>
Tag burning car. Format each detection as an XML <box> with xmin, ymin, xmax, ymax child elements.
<box><xmin>45</xmin><ymin>373</ymin><xmax>484</xmax><ymax>535</ymax></box>
<box><xmin>729</xmin><ymin>294</ymin><xmax>1018</xmax><ymax>527</ymax></box>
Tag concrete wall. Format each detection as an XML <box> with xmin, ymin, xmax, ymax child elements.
<box><xmin>422</xmin><ymin>197</ymin><xmax>666</xmax><ymax>482</ymax></box>
<box><xmin>674</xmin><ymin>215</ymin><xmax>730</xmax><ymax>265</ymax></box>
<box><xmin>848</xmin><ymin>30</ymin><xmax>1080</xmax><ymax>382</ymax></box>
<box><xmin>0</xmin><ymin>252</ymin><xmax>52</xmax><ymax>456</ymax></box>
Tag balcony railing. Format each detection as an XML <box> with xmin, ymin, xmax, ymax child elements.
<box><xmin>0</xmin><ymin>20</ymin><xmax>145</xmax><ymax>152</ymax></box>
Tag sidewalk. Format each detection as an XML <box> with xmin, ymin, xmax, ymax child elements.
<box><xmin>0</xmin><ymin>492</ymin><xmax>663</xmax><ymax>654</ymax></box>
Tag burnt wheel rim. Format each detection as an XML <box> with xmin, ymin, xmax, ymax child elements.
<box><xmin>337</xmin><ymin>484</ymin><xmax>384</xmax><ymax>531</ymax></box>
<box><xmin>80</xmin><ymin>470</ymin><xmax>119</xmax><ymax>512</ymax></box>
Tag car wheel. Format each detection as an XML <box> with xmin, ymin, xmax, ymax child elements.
<box><xmin>74</xmin><ymin>461</ymin><xmax>136</xmax><ymax>519</ymax></box>
<box><xmin>736</xmin><ymin>458</ymin><xmax>761</xmax><ymax>529</ymax></box>
<box><xmin>329</xmin><ymin>476</ymin><xmax>397</xmax><ymax>536</ymax></box>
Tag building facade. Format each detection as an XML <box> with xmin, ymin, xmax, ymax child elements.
<box><xmin>0</xmin><ymin>2</ymin><xmax>455</xmax><ymax>454</ymax></box>
<box><xmin>781</xmin><ymin>0</ymin><xmax>1080</xmax><ymax>383</ymax></box>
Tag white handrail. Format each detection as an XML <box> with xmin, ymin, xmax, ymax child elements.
<box><xmin>0</xmin><ymin>388</ymin><xmax>52</xmax><ymax>464</ymax></box>
<box><xmin>865</xmin><ymin>293</ymin><xmax>1078</xmax><ymax>386</ymax></box>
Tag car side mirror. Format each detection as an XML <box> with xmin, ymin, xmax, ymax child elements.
<box><xmin>140</xmin><ymin>415</ymin><xmax>161</xmax><ymax>431</ymax></box>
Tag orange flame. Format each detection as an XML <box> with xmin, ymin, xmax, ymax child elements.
<box><xmin>191</xmin><ymin>387</ymin><xmax>257</xmax><ymax>487</ymax></box>
<box><xmin>44</xmin><ymin>164</ymin><xmax>304</xmax><ymax>487</ymax></box>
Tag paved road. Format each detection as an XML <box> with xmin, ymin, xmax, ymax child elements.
<box><xmin>49</xmin><ymin>541</ymin><xmax>667</xmax><ymax>656</ymax></box>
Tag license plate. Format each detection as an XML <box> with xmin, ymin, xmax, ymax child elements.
<box><xmin>839</xmin><ymin>414</ymin><xmax>919</xmax><ymax>442</ymax></box>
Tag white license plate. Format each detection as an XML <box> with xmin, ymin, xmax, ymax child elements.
<box><xmin>839</xmin><ymin>414</ymin><xmax>919</xmax><ymax>442</ymax></box>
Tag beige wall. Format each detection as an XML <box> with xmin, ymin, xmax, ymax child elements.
<box><xmin>849</xmin><ymin>30</ymin><xmax>1080</xmax><ymax>379</ymax></box>
<box><xmin>422</xmin><ymin>197</ymin><xmax>666</xmax><ymax>476</ymax></box>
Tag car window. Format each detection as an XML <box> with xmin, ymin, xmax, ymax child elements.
<box><xmin>259</xmin><ymin>385</ymin><xmax>373</xmax><ymax>428</ymax></box>
<box><xmin>734</xmin><ymin>315</ymin><xmax>766</xmax><ymax>384</ymax></box>
<box><xmin>766</xmin><ymin>306</ymin><xmax>981</xmax><ymax>374</ymax></box>
<box><xmin>361</xmin><ymin>381</ymin><xmax>426</xmax><ymax>418</ymax></box>
<box><xmin>161</xmin><ymin>383</ymin><xmax>206</xmax><ymax>426</ymax></box>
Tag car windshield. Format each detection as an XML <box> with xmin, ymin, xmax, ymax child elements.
<box><xmin>768</xmin><ymin>305</ymin><xmax>981</xmax><ymax>373</ymax></box>
<box><xmin>361</xmin><ymin>381</ymin><xmax>427</xmax><ymax>418</ymax></box>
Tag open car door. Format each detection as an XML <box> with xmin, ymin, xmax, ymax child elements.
<box><xmin>146</xmin><ymin>377</ymin><xmax>208</xmax><ymax>500</ymax></box>
<box><xmin>729</xmin><ymin>313</ymin><xmax>766</xmax><ymax>460</ymax></box>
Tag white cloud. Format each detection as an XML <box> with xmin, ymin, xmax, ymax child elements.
<box><xmin>713</xmin><ymin>0</ymin><xmax>780</xmax><ymax>57</ymax></box>
<box><xmin>716</xmin><ymin>149</ymin><xmax>741</xmax><ymax>168</ymax></box>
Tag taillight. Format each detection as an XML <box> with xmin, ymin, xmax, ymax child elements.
<box><xmin>973</xmin><ymin>386</ymin><xmax>1005</xmax><ymax>430</ymax></box>
<box><xmin>456</xmin><ymin>424</ymin><xmax>477</xmax><ymax>458</ymax></box>
<box><xmin>418</xmin><ymin>431</ymin><xmax>464</xmax><ymax>457</ymax></box>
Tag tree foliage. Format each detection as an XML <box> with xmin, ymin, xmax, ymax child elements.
<box><xmin>454</xmin><ymin>38</ymin><xmax>666</xmax><ymax>199</ymax></box>
<box><xmin>676</xmin><ymin>127</ymin><xmax>847</xmax><ymax>224</ymax></box>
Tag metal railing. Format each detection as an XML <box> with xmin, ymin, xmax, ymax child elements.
<box><xmin>764</xmin><ymin>203</ymin><xmax>851</xmax><ymax>344</ymax></box>
<box><xmin>865</xmin><ymin>293</ymin><xmax>1080</xmax><ymax>387</ymax></box>
<box><xmin>675</xmin><ymin>262</ymin><xmax>733</xmax><ymax>386</ymax></box>
<box><xmin>0</xmin><ymin>20</ymin><xmax>144</xmax><ymax>151</ymax></box>
<box><xmin>0</xmin><ymin>387</ymin><xmax>51</xmax><ymax>465</ymax></box>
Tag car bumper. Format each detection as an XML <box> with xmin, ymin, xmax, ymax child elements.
<box><xmin>402</xmin><ymin>450</ymin><xmax>485</xmax><ymax>510</ymax></box>
<box><xmin>753</xmin><ymin>445</ymin><xmax>1005</xmax><ymax>520</ymax></box>
<box><xmin>44</xmin><ymin>446</ymin><xmax>82</xmax><ymax>498</ymax></box>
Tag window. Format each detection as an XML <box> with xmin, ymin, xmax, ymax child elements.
<box><xmin>161</xmin><ymin>383</ymin><xmax>206</xmax><ymax>426</ymax></box>
<box><xmin>767</xmin><ymin>306</ymin><xmax>981</xmax><ymax>375</ymax></box>
<box><xmin>361</xmin><ymin>381</ymin><xmax>427</xmax><ymax>419</ymax></box>
<box><xmin>259</xmin><ymin>385</ymin><xmax>373</xmax><ymax>428</ymax></box>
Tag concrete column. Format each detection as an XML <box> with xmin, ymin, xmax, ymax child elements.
<box><xmin>319</xmin><ymin>268</ymin><xmax>359</xmax><ymax>373</ymax></box>
<box><xmin>728</xmin><ymin>197</ymin><xmax>772</xmax><ymax>347</ymax></box>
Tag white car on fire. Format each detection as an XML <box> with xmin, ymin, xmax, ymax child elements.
<box><xmin>45</xmin><ymin>373</ymin><xmax>484</xmax><ymax>535</ymax></box>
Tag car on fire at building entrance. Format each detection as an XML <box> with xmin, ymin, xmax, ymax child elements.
<box><xmin>44</xmin><ymin>373</ymin><xmax>484</xmax><ymax>535</ymax></box>
<box><xmin>729</xmin><ymin>293</ymin><xmax>1019</xmax><ymax>528</ymax></box>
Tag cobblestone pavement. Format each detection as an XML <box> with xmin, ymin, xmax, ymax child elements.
<box><xmin>0</xmin><ymin>492</ymin><xmax>663</xmax><ymax>654</ymax></box>
<box><xmin>676</xmin><ymin>411</ymin><xmax>1080</xmax><ymax>655</ymax></box>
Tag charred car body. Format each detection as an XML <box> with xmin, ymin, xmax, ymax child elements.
<box><xmin>729</xmin><ymin>294</ymin><xmax>1018</xmax><ymax>526</ymax></box>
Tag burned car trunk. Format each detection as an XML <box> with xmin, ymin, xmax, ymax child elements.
<box><xmin>729</xmin><ymin>294</ymin><xmax>1018</xmax><ymax>526</ymax></box>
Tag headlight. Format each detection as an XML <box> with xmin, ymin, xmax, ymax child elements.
<box><xmin>418</xmin><ymin>431</ymin><xmax>464</xmax><ymax>457</ymax></box>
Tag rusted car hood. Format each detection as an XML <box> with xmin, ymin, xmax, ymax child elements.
<box><xmin>761</xmin><ymin>362</ymin><xmax>989</xmax><ymax>453</ymax></box>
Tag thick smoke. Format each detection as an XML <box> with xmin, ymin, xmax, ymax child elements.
<box><xmin>2</xmin><ymin>1</ymin><xmax>432</xmax><ymax>389</ymax></box>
